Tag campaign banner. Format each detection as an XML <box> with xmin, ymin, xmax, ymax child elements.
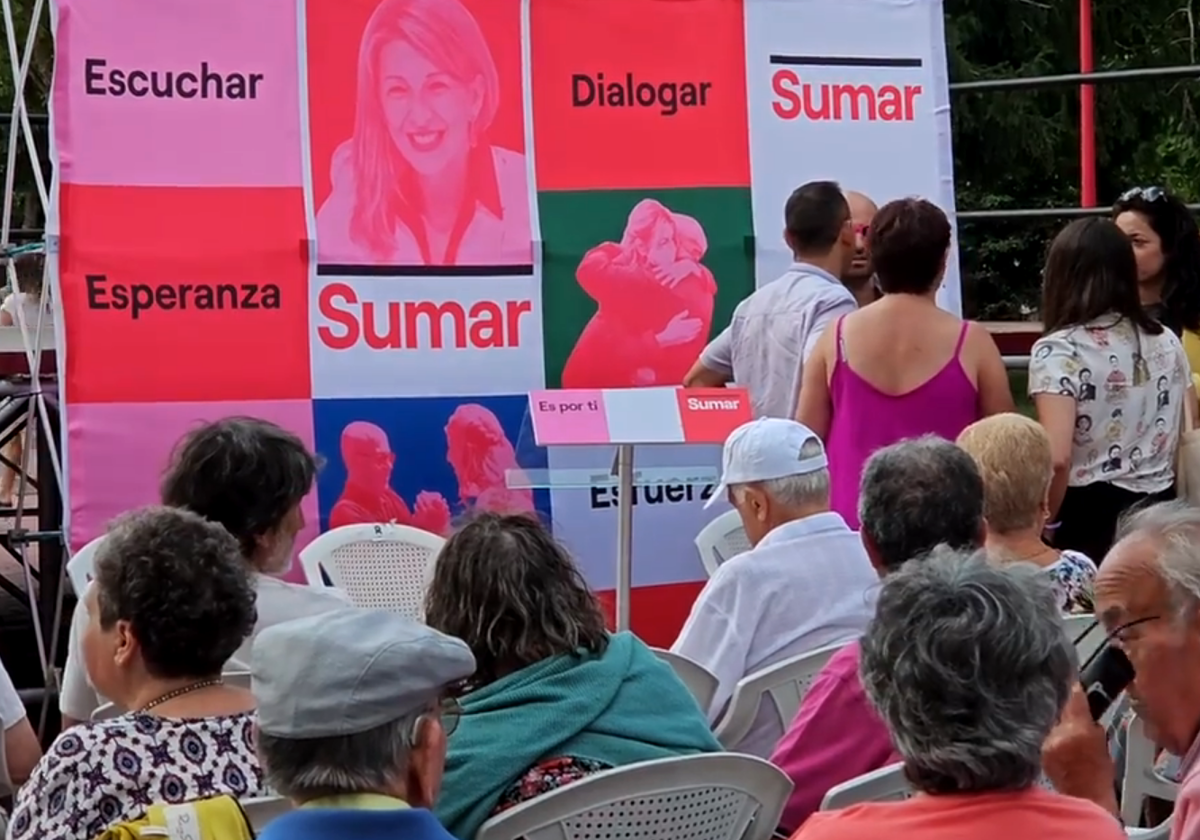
<box><xmin>745</xmin><ymin>0</ymin><xmax>960</xmax><ymax>312</ymax></box>
<box><xmin>49</xmin><ymin>0</ymin><xmax>956</xmax><ymax>643</ymax></box>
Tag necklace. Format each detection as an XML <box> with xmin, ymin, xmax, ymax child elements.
<box><xmin>1001</xmin><ymin>543</ymin><xmax>1060</xmax><ymax>565</ymax></box>
<box><xmin>139</xmin><ymin>678</ymin><xmax>223</xmax><ymax>712</ymax></box>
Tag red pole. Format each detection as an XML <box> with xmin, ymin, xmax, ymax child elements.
<box><xmin>1079</xmin><ymin>0</ymin><xmax>1097</xmax><ymax>206</ymax></box>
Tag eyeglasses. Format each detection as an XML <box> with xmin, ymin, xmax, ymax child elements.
<box><xmin>1076</xmin><ymin>613</ymin><xmax>1163</xmax><ymax>673</ymax></box>
<box><xmin>854</xmin><ymin>224</ymin><xmax>870</xmax><ymax>237</ymax></box>
<box><xmin>1118</xmin><ymin>186</ymin><xmax>1166</xmax><ymax>203</ymax></box>
<box><xmin>438</xmin><ymin>696</ymin><xmax>462</xmax><ymax>737</ymax></box>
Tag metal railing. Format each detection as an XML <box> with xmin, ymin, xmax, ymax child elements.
<box><xmin>950</xmin><ymin>64</ymin><xmax>1200</xmax><ymax>222</ymax></box>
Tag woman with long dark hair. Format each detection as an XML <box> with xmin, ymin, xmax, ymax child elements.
<box><xmin>1113</xmin><ymin>186</ymin><xmax>1200</xmax><ymax>386</ymax></box>
<box><xmin>1029</xmin><ymin>217</ymin><xmax>1192</xmax><ymax>562</ymax></box>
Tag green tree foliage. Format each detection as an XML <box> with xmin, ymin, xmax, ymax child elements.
<box><xmin>950</xmin><ymin>0</ymin><xmax>1200</xmax><ymax>318</ymax></box>
<box><xmin>0</xmin><ymin>0</ymin><xmax>52</xmax><ymax>239</ymax></box>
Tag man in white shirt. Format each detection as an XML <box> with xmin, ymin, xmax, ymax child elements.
<box><xmin>683</xmin><ymin>181</ymin><xmax>858</xmax><ymax>418</ymax></box>
<box><xmin>59</xmin><ymin>418</ymin><xmax>350</xmax><ymax>727</ymax></box>
<box><xmin>671</xmin><ymin>418</ymin><xmax>878</xmax><ymax>757</ymax></box>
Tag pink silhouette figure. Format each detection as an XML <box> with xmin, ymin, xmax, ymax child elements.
<box><xmin>444</xmin><ymin>404</ymin><xmax>534</xmax><ymax>516</ymax></box>
<box><xmin>316</xmin><ymin>0</ymin><xmax>531</xmax><ymax>266</ymax></box>
<box><xmin>562</xmin><ymin>199</ymin><xmax>717</xmax><ymax>388</ymax></box>
<box><xmin>330</xmin><ymin>421</ymin><xmax>452</xmax><ymax>535</ymax></box>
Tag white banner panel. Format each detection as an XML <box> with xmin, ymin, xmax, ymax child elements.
<box><xmin>310</xmin><ymin>270</ymin><xmax>546</xmax><ymax>398</ymax></box>
<box><xmin>744</xmin><ymin>0</ymin><xmax>960</xmax><ymax>313</ymax></box>
<box><xmin>547</xmin><ymin>443</ymin><xmax>726</xmax><ymax>590</ymax></box>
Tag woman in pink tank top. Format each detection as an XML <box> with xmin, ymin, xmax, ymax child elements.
<box><xmin>796</xmin><ymin>199</ymin><xmax>1015</xmax><ymax>529</ymax></box>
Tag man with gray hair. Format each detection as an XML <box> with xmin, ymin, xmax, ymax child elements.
<box><xmin>672</xmin><ymin>417</ymin><xmax>878</xmax><ymax>758</ymax></box>
<box><xmin>770</xmin><ymin>435</ymin><xmax>986</xmax><ymax>831</ymax></box>
<box><xmin>1044</xmin><ymin>500</ymin><xmax>1200</xmax><ymax>835</ymax></box>
<box><xmin>251</xmin><ymin>607</ymin><xmax>475</xmax><ymax>840</ymax></box>
<box><xmin>796</xmin><ymin>548</ymin><xmax>1125</xmax><ymax>838</ymax></box>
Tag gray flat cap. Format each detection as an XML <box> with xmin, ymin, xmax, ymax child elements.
<box><xmin>251</xmin><ymin>607</ymin><xmax>476</xmax><ymax>739</ymax></box>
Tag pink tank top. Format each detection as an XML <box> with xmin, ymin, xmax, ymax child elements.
<box><xmin>827</xmin><ymin>317</ymin><xmax>980</xmax><ymax>529</ymax></box>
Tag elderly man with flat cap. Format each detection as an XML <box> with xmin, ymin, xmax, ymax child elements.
<box><xmin>252</xmin><ymin>607</ymin><xmax>475</xmax><ymax>840</ymax></box>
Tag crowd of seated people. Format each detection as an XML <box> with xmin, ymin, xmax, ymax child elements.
<box><xmin>8</xmin><ymin>184</ymin><xmax>1200</xmax><ymax>839</ymax></box>
<box><xmin>0</xmin><ymin>414</ymin><xmax>1197</xmax><ymax>838</ymax></box>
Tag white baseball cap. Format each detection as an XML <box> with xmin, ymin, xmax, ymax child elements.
<box><xmin>705</xmin><ymin>418</ymin><xmax>828</xmax><ymax>509</ymax></box>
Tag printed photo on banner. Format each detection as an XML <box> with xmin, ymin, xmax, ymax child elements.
<box><xmin>539</xmin><ymin>188</ymin><xmax>754</xmax><ymax>388</ymax></box>
<box><xmin>741</xmin><ymin>0</ymin><xmax>959</xmax><ymax>310</ymax></box>
<box><xmin>529</xmin><ymin>0</ymin><xmax>749</xmax><ymax>191</ymax></box>
<box><xmin>313</xmin><ymin>395</ymin><xmax>550</xmax><ymax>536</ymax></box>
<box><xmin>306</xmin><ymin>0</ymin><xmax>531</xmax><ymax>267</ymax></box>
<box><xmin>65</xmin><ymin>401</ymin><xmax>320</xmax><ymax>582</ymax></box>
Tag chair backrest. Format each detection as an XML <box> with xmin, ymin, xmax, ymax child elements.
<box><xmin>475</xmin><ymin>753</ymin><xmax>793</xmax><ymax>840</ymax></box>
<box><xmin>820</xmin><ymin>763</ymin><xmax>910</xmax><ymax>811</ymax></box>
<box><xmin>66</xmin><ymin>534</ymin><xmax>106</xmax><ymax>596</ymax></box>
<box><xmin>240</xmin><ymin>795</ymin><xmax>292</xmax><ymax>831</ymax></box>
<box><xmin>694</xmin><ymin>510</ymin><xmax>751</xmax><ymax>577</ymax></box>
<box><xmin>1122</xmin><ymin>714</ymin><xmax>1179</xmax><ymax>825</ymax></box>
<box><xmin>298</xmin><ymin>522</ymin><xmax>446</xmax><ymax>620</ymax></box>
<box><xmin>1127</xmin><ymin>816</ymin><xmax>1173</xmax><ymax>838</ymax></box>
<box><xmin>0</xmin><ymin>722</ymin><xmax>12</xmax><ymax>798</ymax></box>
<box><xmin>651</xmin><ymin>648</ymin><xmax>720</xmax><ymax>713</ymax></box>
<box><xmin>1062</xmin><ymin>614</ymin><xmax>1106</xmax><ymax>665</ymax></box>
<box><xmin>713</xmin><ymin>643</ymin><xmax>844</xmax><ymax>749</ymax></box>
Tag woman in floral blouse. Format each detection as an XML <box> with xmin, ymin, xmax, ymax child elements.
<box><xmin>1028</xmin><ymin>218</ymin><xmax>1193</xmax><ymax>563</ymax></box>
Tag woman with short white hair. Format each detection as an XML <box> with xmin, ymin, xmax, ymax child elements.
<box><xmin>957</xmin><ymin>412</ymin><xmax>1097</xmax><ymax>613</ymax></box>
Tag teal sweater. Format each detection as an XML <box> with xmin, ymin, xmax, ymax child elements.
<box><xmin>435</xmin><ymin>632</ymin><xmax>721</xmax><ymax>839</ymax></box>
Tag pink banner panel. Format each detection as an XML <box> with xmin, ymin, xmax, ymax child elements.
<box><xmin>67</xmin><ymin>400</ymin><xmax>319</xmax><ymax>583</ymax></box>
<box><xmin>52</xmin><ymin>0</ymin><xmax>302</xmax><ymax>186</ymax></box>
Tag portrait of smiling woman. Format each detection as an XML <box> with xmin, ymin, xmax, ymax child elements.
<box><xmin>315</xmin><ymin>0</ymin><xmax>531</xmax><ymax>267</ymax></box>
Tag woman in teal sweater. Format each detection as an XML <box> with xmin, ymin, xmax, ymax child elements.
<box><xmin>425</xmin><ymin>513</ymin><xmax>722</xmax><ymax>840</ymax></box>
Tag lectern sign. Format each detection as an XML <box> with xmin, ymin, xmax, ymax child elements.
<box><xmin>529</xmin><ymin>387</ymin><xmax>751</xmax><ymax>446</ymax></box>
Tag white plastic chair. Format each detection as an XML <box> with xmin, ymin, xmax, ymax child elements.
<box><xmin>1062</xmin><ymin>614</ymin><xmax>1107</xmax><ymax>665</ymax></box>
<box><xmin>0</xmin><ymin>723</ymin><xmax>12</xmax><ymax>798</ymax></box>
<box><xmin>714</xmin><ymin>643</ymin><xmax>844</xmax><ymax>749</ymax></box>
<box><xmin>1121</xmin><ymin>714</ymin><xmax>1179</xmax><ymax>825</ymax></box>
<box><xmin>1127</xmin><ymin>817</ymin><xmax>1172</xmax><ymax>838</ymax></box>
<box><xmin>90</xmin><ymin>669</ymin><xmax>255</xmax><ymax>722</ymax></box>
<box><xmin>651</xmin><ymin>648</ymin><xmax>720</xmax><ymax>712</ymax></box>
<box><xmin>694</xmin><ymin>510</ymin><xmax>751</xmax><ymax>577</ymax></box>
<box><xmin>299</xmin><ymin>523</ymin><xmax>446</xmax><ymax>620</ymax></box>
<box><xmin>474</xmin><ymin>753</ymin><xmax>793</xmax><ymax>840</ymax></box>
<box><xmin>66</xmin><ymin>534</ymin><xmax>106</xmax><ymax>596</ymax></box>
<box><xmin>820</xmin><ymin>763</ymin><xmax>910</xmax><ymax>810</ymax></box>
<box><xmin>241</xmin><ymin>795</ymin><xmax>292</xmax><ymax>831</ymax></box>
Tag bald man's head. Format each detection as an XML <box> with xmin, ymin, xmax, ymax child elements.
<box><xmin>845</xmin><ymin>191</ymin><xmax>879</xmax><ymax>283</ymax></box>
<box><xmin>341</xmin><ymin>421</ymin><xmax>394</xmax><ymax>490</ymax></box>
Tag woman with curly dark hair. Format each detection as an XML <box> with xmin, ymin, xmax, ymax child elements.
<box><xmin>1113</xmin><ymin>186</ymin><xmax>1200</xmax><ymax>385</ymax></box>
<box><xmin>9</xmin><ymin>506</ymin><xmax>269</xmax><ymax>840</ymax></box>
<box><xmin>426</xmin><ymin>513</ymin><xmax>720</xmax><ymax>840</ymax></box>
<box><xmin>60</xmin><ymin>417</ymin><xmax>350</xmax><ymax>728</ymax></box>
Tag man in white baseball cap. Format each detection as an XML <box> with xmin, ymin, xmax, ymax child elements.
<box><xmin>672</xmin><ymin>418</ymin><xmax>878</xmax><ymax>757</ymax></box>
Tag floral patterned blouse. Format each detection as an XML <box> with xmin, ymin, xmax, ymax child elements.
<box><xmin>493</xmin><ymin>757</ymin><xmax>611</xmax><ymax>814</ymax></box>
<box><xmin>7</xmin><ymin>711</ymin><xmax>267</xmax><ymax>840</ymax></box>
<box><xmin>1044</xmin><ymin>550</ymin><xmax>1097</xmax><ymax>614</ymax></box>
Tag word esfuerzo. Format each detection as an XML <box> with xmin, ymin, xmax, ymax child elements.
<box><xmin>86</xmin><ymin>275</ymin><xmax>280</xmax><ymax>320</ymax></box>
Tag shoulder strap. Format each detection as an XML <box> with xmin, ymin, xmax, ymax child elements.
<box><xmin>835</xmin><ymin>315</ymin><xmax>848</xmax><ymax>363</ymax></box>
<box><xmin>954</xmin><ymin>320</ymin><xmax>971</xmax><ymax>356</ymax></box>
